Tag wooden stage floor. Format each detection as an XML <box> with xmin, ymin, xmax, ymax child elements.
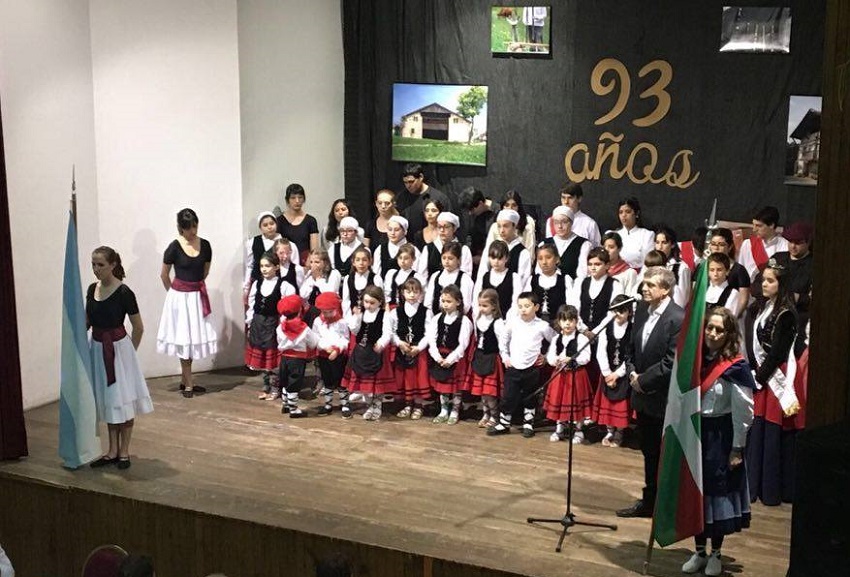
<box><xmin>1</xmin><ymin>369</ymin><xmax>792</xmax><ymax>577</ymax></box>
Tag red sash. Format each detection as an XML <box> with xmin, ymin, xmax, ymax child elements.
<box><xmin>749</xmin><ymin>236</ymin><xmax>769</xmax><ymax>272</ymax></box>
<box><xmin>608</xmin><ymin>260</ymin><xmax>630</xmax><ymax>276</ymax></box>
<box><xmin>679</xmin><ymin>241</ymin><xmax>696</xmax><ymax>272</ymax></box>
<box><xmin>699</xmin><ymin>355</ymin><xmax>743</xmax><ymax>395</ymax></box>
<box><xmin>171</xmin><ymin>278</ymin><xmax>212</xmax><ymax>317</ymax></box>
<box><xmin>92</xmin><ymin>326</ymin><xmax>128</xmax><ymax>386</ymax></box>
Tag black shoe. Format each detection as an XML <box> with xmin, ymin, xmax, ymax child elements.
<box><xmin>487</xmin><ymin>425</ymin><xmax>510</xmax><ymax>436</ymax></box>
<box><xmin>116</xmin><ymin>458</ymin><xmax>131</xmax><ymax>470</ymax></box>
<box><xmin>522</xmin><ymin>427</ymin><xmax>536</xmax><ymax>438</ymax></box>
<box><xmin>616</xmin><ymin>500</ymin><xmax>654</xmax><ymax>518</ymax></box>
<box><xmin>317</xmin><ymin>405</ymin><xmax>333</xmax><ymax>416</ymax></box>
<box><xmin>182</xmin><ymin>390</ymin><xmax>193</xmax><ymax>398</ymax></box>
<box><xmin>289</xmin><ymin>409</ymin><xmax>308</xmax><ymax>419</ymax></box>
<box><xmin>179</xmin><ymin>384</ymin><xmax>206</xmax><ymax>393</ymax></box>
<box><xmin>281</xmin><ymin>404</ymin><xmax>290</xmax><ymax>414</ymax></box>
<box><xmin>90</xmin><ymin>455</ymin><xmax>118</xmax><ymax>468</ymax></box>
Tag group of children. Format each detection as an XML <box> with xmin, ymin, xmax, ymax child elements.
<box><xmin>240</xmin><ymin>207</ymin><xmax>642</xmax><ymax>444</ymax></box>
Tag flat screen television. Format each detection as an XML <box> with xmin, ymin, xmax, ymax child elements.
<box><xmin>391</xmin><ymin>83</ymin><xmax>489</xmax><ymax>167</ymax></box>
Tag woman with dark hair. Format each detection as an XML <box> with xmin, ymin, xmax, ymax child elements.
<box><xmin>276</xmin><ymin>183</ymin><xmax>320</xmax><ymax>265</ymax></box>
<box><xmin>157</xmin><ymin>208</ymin><xmax>217</xmax><ymax>398</ymax></box>
<box><xmin>321</xmin><ymin>198</ymin><xmax>363</xmax><ymax>248</ymax></box>
<box><xmin>88</xmin><ymin>246</ymin><xmax>152</xmax><ymax>470</ymax></box>
<box><xmin>484</xmin><ymin>190</ymin><xmax>537</xmax><ymax>260</ymax></box>
<box><xmin>614</xmin><ymin>196</ymin><xmax>654</xmax><ymax>270</ymax></box>
<box><xmin>654</xmin><ymin>225</ymin><xmax>691</xmax><ymax>308</ymax></box>
<box><xmin>602</xmin><ymin>231</ymin><xmax>637</xmax><ymax>295</ymax></box>
<box><xmin>744</xmin><ymin>259</ymin><xmax>800</xmax><ymax>506</ymax></box>
<box><xmin>681</xmin><ymin>307</ymin><xmax>755</xmax><ymax>577</ymax></box>
<box><xmin>413</xmin><ymin>197</ymin><xmax>444</xmax><ymax>249</ymax></box>
<box><xmin>363</xmin><ymin>189</ymin><xmax>398</xmax><ymax>248</ymax></box>
<box><xmin>707</xmin><ymin>228</ymin><xmax>751</xmax><ymax>317</ymax></box>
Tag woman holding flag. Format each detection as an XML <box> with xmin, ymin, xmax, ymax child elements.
<box><xmin>682</xmin><ymin>307</ymin><xmax>755</xmax><ymax>576</ymax></box>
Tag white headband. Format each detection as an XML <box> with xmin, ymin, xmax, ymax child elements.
<box><xmin>257</xmin><ymin>211</ymin><xmax>276</xmax><ymax>226</ymax></box>
<box><xmin>389</xmin><ymin>215</ymin><xmax>409</xmax><ymax>232</ymax></box>
<box><xmin>436</xmin><ymin>212</ymin><xmax>460</xmax><ymax>229</ymax></box>
<box><xmin>552</xmin><ymin>206</ymin><xmax>574</xmax><ymax>221</ymax></box>
<box><xmin>338</xmin><ymin>216</ymin><xmax>359</xmax><ymax>230</ymax></box>
<box><xmin>497</xmin><ymin>209</ymin><xmax>520</xmax><ymax>225</ymax></box>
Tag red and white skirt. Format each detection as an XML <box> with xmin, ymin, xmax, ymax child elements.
<box><xmin>544</xmin><ymin>366</ymin><xmax>594</xmax><ymax>422</ymax></box>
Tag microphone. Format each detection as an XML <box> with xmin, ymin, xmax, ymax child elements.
<box><xmin>608</xmin><ymin>296</ymin><xmax>638</xmax><ymax>311</ymax></box>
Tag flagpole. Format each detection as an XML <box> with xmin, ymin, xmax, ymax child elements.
<box><xmin>643</xmin><ymin>514</ymin><xmax>658</xmax><ymax>574</ymax></box>
<box><xmin>71</xmin><ymin>164</ymin><xmax>77</xmax><ymax>225</ymax></box>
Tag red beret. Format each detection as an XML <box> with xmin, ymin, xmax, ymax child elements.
<box><xmin>782</xmin><ymin>222</ymin><xmax>814</xmax><ymax>243</ymax></box>
<box><xmin>315</xmin><ymin>292</ymin><xmax>342</xmax><ymax>310</ymax></box>
<box><xmin>277</xmin><ymin>295</ymin><xmax>303</xmax><ymax>317</ymax></box>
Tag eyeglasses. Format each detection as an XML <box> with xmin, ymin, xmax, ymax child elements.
<box><xmin>437</xmin><ymin>224</ymin><xmax>454</xmax><ymax>230</ymax></box>
<box><xmin>705</xmin><ymin>325</ymin><xmax>726</xmax><ymax>334</ymax></box>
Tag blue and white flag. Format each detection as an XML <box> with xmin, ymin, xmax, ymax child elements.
<box><xmin>58</xmin><ymin>210</ymin><xmax>99</xmax><ymax>468</ymax></box>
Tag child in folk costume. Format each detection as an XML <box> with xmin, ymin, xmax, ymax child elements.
<box><xmin>478</xmin><ymin>209</ymin><xmax>533</xmax><ymax>288</ymax></box>
<box><xmin>537</xmin><ymin>205</ymin><xmax>591</xmax><ymax>282</ymax></box>
<box><xmin>390</xmin><ymin>277</ymin><xmax>432</xmax><ymax>419</ymax></box>
<box><xmin>273</xmin><ymin>238</ymin><xmax>305</xmax><ymax>294</ymax></box>
<box><xmin>243</xmin><ymin>211</ymin><xmax>281</xmax><ymax>305</ymax></box>
<box><xmin>602</xmin><ymin>231</ymin><xmax>638</xmax><ymax>297</ymax></box>
<box><xmin>341</xmin><ymin>246</ymin><xmax>380</xmax><ymax>314</ymax></box>
<box><xmin>312</xmin><ymin>292</ymin><xmax>352</xmax><ymax>418</ymax></box>
<box><xmin>705</xmin><ymin>252</ymin><xmax>740</xmax><ymax>315</ymax></box>
<box><xmin>467</xmin><ymin>289</ymin><xmax>505</xmax><ymax>428</ymax></box>
<box><xmin>383</xmin><ymin>243</ymin><xmax>424</xmax><ymax>309</ymax></box>
<box><xmin>301</xmin><ymin>249</ymin><xmax>343</xmax><ymax>325</ymax></box>
<box><xmin>427</xmin><ymin>284</ymin><xmax>474</xmax><ymax>424</ymax></box>
<box><xmin>245</xmin><ymin>251</ymin><xmax>285</xmax><ymax>400</ymax></box>
<box><xmin>417</xmin><ymin>212</ymin><xmax>473</xmax><ymax>282</ymax></box>
<box><xmin>545</xmin><ymin>305</ymin><xmax>594</xmax><ymax>443</ymax></box>
<box><xmin>372</xmin><ymin>215</ymin><xmax>420</xmax><ymax>278</ymax></box>
<box><xmin>343</xmin><ymin>284</ymin><xmax>395</xmax><ymax>420</ymax></box>
<box><xmin>593</xmin><ymin>294</ymin><xmax>634</xmax><ymax>447</ymax></box>
<box><xmin>524</xmin><ymin>243</ymin><xmax>571</xmax><ymax>323</ymax></box>
<box><xmin>489</xmin><ymin>291</ymin><xmax>556</xmax><ymax>437</ymax></box>
<box><xmin>472</xmin><ymin>240</ymin><xmax>522</xmax><ymax>319</ymax></box>
<box><xmin>424</xmin><ymin>241</ymin><xmax>474</xmax><ymax>315</ymax></box>
<box><xmin>328</xmin><ymin>216</ymin><xmax>363</xmax><ymax>278</ymax></box>
<box><xmin>276</xmin><ymin>294</ymin><xmax>318</xmax><ymax>418</ymax></box>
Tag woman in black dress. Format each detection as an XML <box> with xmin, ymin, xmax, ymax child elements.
<box><xmin>276</xmin><ymin>183</ymin><xmax>319</xmax><ymax>266</ymax></box>
<box><xmin>363</xmin><ymin>189</ymin><xmax>398</xmax><ymax>248</ymax></box>
<box><xmin>88</xmin><ymin>246</ymin><xmax>152</xmax><ymax>470</ymax></box>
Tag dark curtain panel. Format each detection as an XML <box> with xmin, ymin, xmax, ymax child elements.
<box><xmin>0</xmin><ymin>93</ymin><xmax>28</xmax><ymax>460</ymax></box>
<box><xmin>343</xmin><ymin>0</ymin><xmax>822</xmax><ymax>235</ymax></box>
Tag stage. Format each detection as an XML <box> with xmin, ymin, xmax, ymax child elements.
<box><xmin>0</xmin><ymin>369</ymin><xmax>792</xmax><ymax>577</ymax></box>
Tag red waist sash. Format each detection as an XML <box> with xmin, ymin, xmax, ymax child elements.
<box><xmin>92</xmin><ymin>326</ymin><xmax>128</xmax><ymax>386</ymax></box>
<box><xmin>171</xmin><ymin>278</ymin><xmax>211</xmax><ymax>317</ymax></box>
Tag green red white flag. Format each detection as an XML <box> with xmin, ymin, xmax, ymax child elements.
<box><xmin>653</xmin><ymin>260</ymin><xmax>708</xmax><ymax>547</ymax></box>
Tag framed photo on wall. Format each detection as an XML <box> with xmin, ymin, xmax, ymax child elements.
<box><xmin>391</xmin><ymin>83</ymin><xmax>489</xmax><ymax>167</ymax></box>
<box><xmin>784</xmin><ymin>95</ymin><xmax>821</xmax><ymax>186</ymax></box>
<box><xmin>720</xmin><ymin>7</ymin><xmax>791</xmax><ymax>53</ymax></box>
<box><xmin>491</xmin><ymin>6</ymin><xmax>551</xmax><ymax>58</ymax></box>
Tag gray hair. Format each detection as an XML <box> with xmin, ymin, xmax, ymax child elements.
<box><xmin>643</xmin><ymin>266</ymin><xmax>675</xmax><ymax>291</ymax></box>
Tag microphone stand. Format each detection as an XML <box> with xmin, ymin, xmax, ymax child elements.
<box><xmin>526</xmin><ymin>309</ymin><xmax>620</xmax><ymax>552</ymax></box>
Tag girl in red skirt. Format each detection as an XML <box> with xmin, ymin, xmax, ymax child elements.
<box><xmin>593</xmin><ymin>293</ymin><xmax>634</xmax><ymax>447</ymax></box>
<box><xmin>426</xmin><ymin>284</ymin><xmax>473</xmax><ymax>424</ymax></box>
<box><xmin>389</xmin><ymin>277</ymin><xmax>432</xmax><ymax>420</ymax></box>
<box><xmin>545</xmin><ymin>304</ymin><xmax>593</xmax><ymax>443</ymax></box>
<box><xmin>245</xmin><ymin>251</ymin><xmax>285</xmax><ymax>400</ymax></box>
<box><xmin>342</xmin><ymin>284</ymin><xmax>395</xmax><ymax>420</ymax></box>
<box><xmin>467</xmin><ymin>289</ymin><xmax>505</xmax><ymax>428</ymax></box>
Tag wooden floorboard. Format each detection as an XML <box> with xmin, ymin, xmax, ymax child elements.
<box><xmin>1</xmin><ymin>369</ymin><xmax>792</xmax><ymax>577</ymax></box>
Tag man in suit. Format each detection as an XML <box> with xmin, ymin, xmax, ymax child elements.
<box><xmin>616</xmin><ymin>266</ymin><xmax>685</xmax><ymax>518</ymax></box>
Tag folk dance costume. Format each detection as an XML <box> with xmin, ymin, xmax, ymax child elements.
<box><xmin>545</xmin><ymin>209</ymin><xmax>602</xmax><ymax>247</ymax></box>
<box><xmin>682</xmin><ymin>354</ymin><xmax>755</xmax><ymax>575</ymax></box>
<box><xmin>545</xmin><ymin>332</ymin><xmax>593</xmax><ymax>442</ymax></box>
<box><xmin>705</xmin><ymin>281</ymin><xmax>740</xmax><ymax>316</ymax></box>
<box><xmin>745</xmin><ymin>300</ymin><xmax>800</xmax><ymax>505</ymax></box>
<box><xmin>416</xmin><ymin>237</ymin><xmax>474</xmax><ymax>281</ymax></box>
<box><xmin>300</xmin><ymin>269</ymin><xmax>343</xmax><ymax>327</ymax></box>
<box><xmin>156</xmin><ymin>239</ymin><xmax>217</xmax><ymax>359</ymax></box>
<box><xmin>593</xmin><ymin>319</ymin><xmax>633</xmax><ymax>445</ymax></box>
<box><xmin>525</xmin><ymin>271</ymin><xmax>571</xmax><ymax>323</ymax></box>
<box><xmin>427</xmin><ymin>311</ymin><xmax>473</xmax><ymax>424</ymax></box>
<box><xmin>667</xmin><ymin>258</ymin><xmax>692</xmax><ymax>309</ymax></box>
<box><xmin>477</xmin><ymin>236</ymin><xmax>532</xmax><ymax>289</ymax></box>
<box><xmin>615</xmin><ymin>225</ymin><xmax>655</xmax><ymax>270</ymax></box>
<box><xmin>329</xmin><ymin>237</ymin><xmax>363</xmax><ymax>278</ymax></box>
<box><xmin>490</xmin><ymin>314</ymin><xmax>556</xmax><ymax>436</ymax></box>
<box><xmin>243</xmin><ymin>218</ymin><xmax>281</xmax><ymax>293</ymax></box>
<box><xmin>312</xmin><ymin>292</ymin><xmax>352</xmax><ymax>417</ymax></box>
<box><xmin>341</xmin><ymin>270</ymin><xmax>379</xmax><ymax>314</ymax></box>
<box><xmin>390</xmin><ymin>301</ymin><xmax>432</xmax><ymax>417</ymax></box>
<box><xmin>425</xmin><ymin>269</ymin><xmax>474</xmax><ymax>315</ymax></box>
<box><xmin>276</xmin><ymin>295</ymin><xmax>318</xmax><ymax>418</ymax></box>
<box><xmin>278</xmin><ymin>260</ymin><xmax>305</xmax><ymax>294</ymax></box>
<box><xmin>245</xmin><ymin>276</ymin><xmax>286</xmax><ymax>398</ymax></box>
<box><xmin>608</xmin><ymin>259</ymin><xmax>638</xmax><ymax>298</ymax></box>
<box><xmin>87</xmin><ymin>284</ymin><xmax>153</xmax><ymax>424</ymax></box>
<box><xmin>570</xmin><ymin>275</ymin><xmax>622</xmax><ymax>389</ymax></box>
<box><xmin>383</xmin><ymin>267</ymin><xmax>424</xmax><ymax>309</ymax></box>
<box><xmin>466</xmin><ymin>314</ymin><xmax>505</xmax><ymax>427</ymax></box>
<box><xmin>372</xmin><ymin>238</ymin><xmax>420</xmax><ymax>278</ymax></box>
<box><xmin>538</xmin><ymin>233</ymin><xmax>591</xmax><ymax>281</ymax></box>
<box><xmin>342</xmin><ymin>307</ymin><xmax>396</xmax><ymax>420</ymax></box>
<box><xmin>738</xmin><ymin>234</ymin><xmax>788</xmax><ymax>283</ymax></box>
<box><xmin>473</xmin><ymin>269</ymin><xmax>522</xmax><ymax>319</ymax></box>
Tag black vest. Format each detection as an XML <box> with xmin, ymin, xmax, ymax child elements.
<box><xmin>388</xmin><ymin>269</ymin><xmax>414</xmax><ymax>306</ymax></box>
<box><xmin>253</xmin><ymin>277</ymin><xmax>285</xmax><ymax>317</ymax></box>
<box><xmin>436</xmin><ymin>314</ymin><xmax>462</xmax><ymax>350</ymax></box>
<box><xmin>345</xmin><ymin>271</ymin><xmax>376</xmax><ymax>312</ymax></box>
<box><xmin>396</xmin><ymin>304</ymin><xmax>427</xmax><ymax>345</ymax></box>
<box><xmin>542</xmin><ymin>235</ymin><xmax>587</xmax><ymax>279</ymax></box>
<box><xmin>508</xmin><ymin>242</ymin><xmax>525</xmax><ymax>275</ymax></box>
<box><xmin>555</xmin><ymin>334</ymin><xmax>579</xmax><ymax>357</ymax></box>
<box><xmin>356</xmin><ymin>309</ymin><xmax>385</xmax><ymax>347</ymax></box>
<box><xmin>424</xmin><ymin>242</ymin><xmax>442</xmax><ymax>277</ymax></box>
<box><xmin>530</xmin><ymin>273</ymin><xmax>567</xmax><ymax>322</ymax></box>
<box><xmin>279</xmin><ymin>263</ymin><xmax>299</xmax><ymax>292</ymax></box>
<box><xmin>375</xmin><ymin>242</ymin><xmax>401</xmax><ymax>278</ymax></box>
<box><xmin>430</xmin><ymin>270</ymin><xmax>465</xmax><ymax>314</ymax></box>
<box><xmin>475</xmin><ymin>319</ymin><xmax>499</xmax><ymax>353</ymax></box>
<box><xmin>333</xmin><ymin>242</ymin><xmax>356</xmax><ymax>277</ymax></box>
<box><xmin>705</xmin><ymin>284</ymin><xmax>734</xmax><ymax>315</ymax></box>
<box><xmin>482</xmin><ymin>271</ymin><xmax>514</xmax><ymax>319</ymax></box>
<box><xmin>579</xmin><ymin>276</ymin><xmax>615</xmax><ymax>328</ymax></box>
<box><xmin>604</xmin><ymin>322</ymin><xmax>633</xmax><ymax>401</ymax></box>
<box><xmin>250</xmin><ymin>235</ymin><xmax>267</xmax><ymax>282</ymax></box>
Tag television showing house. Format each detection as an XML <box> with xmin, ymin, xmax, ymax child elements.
<box><xmin>391</xmin><ymin>83</ymin><xmax>489</xmax><ymax>167</ymax></box>
<box><xmin>784</xmin><ymin>95</ymin><xmax>821</xmax><ymax>186</ymax></box>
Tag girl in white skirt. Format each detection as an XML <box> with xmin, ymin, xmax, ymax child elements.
<box><xmin>87</xmin><ymin>246</ymin><xmax>153</xmax><ymax>470</ymax></box>
<box><xmin>157</xmin><ymin>208</ymin><xmax>218</xmax><ymax>398</ymax></box>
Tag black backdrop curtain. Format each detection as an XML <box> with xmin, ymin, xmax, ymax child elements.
<box><xmin>343</xmin><ymin>0</ymin><xmax>823</xmax><ymax>236</ymax></box>
<box><xmin>0</xmin><ymin>93</ymin><xmax>28</xmax><ymax>460</ymax></box>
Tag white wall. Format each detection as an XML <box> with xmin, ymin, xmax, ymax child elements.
<box><xmin>89</xmin><ymin>0</ymin><xmax>244</xmax><ymax>377</ymax></box>
<box><xmin>0</xmin><ymin>0</ymin><xmax>101</xmax><ymax>409</ymax></box>
<box><xmin>237</xmin><ymin>0</ymin><xmax>344</xmax><ymax>239</ymax></box>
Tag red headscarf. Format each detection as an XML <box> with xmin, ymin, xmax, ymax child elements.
<box><xmin>278</xmin><ymin>295</ymin><xmax>307</xmax><ymax>341</ymax></box>
<box><xmin>314</xmin><ymin>292</ymin><xmax>343</xmax><ymax>325</ymax></box>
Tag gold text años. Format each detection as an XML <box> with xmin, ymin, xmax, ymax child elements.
<box><xmin>564</xmin><ymin>58</ymin><xmax>700</xmax><ymax>189</ymax></box>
